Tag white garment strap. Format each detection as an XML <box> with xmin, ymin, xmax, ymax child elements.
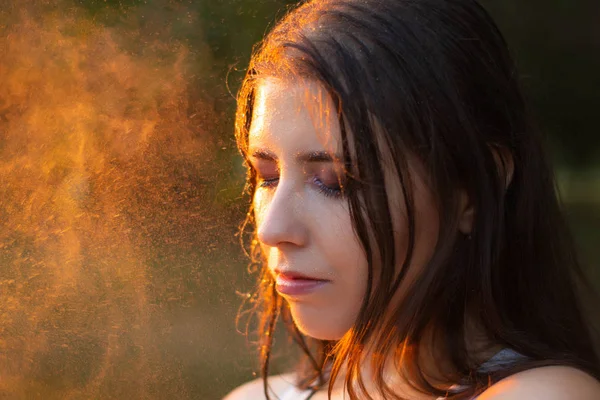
<box><xmin>280</xmin><ymin>384</ymin><xmax>313</xmax><ymax>400</ymax></box>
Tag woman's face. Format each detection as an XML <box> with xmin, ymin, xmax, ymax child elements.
<box><xmin>248</xmin><ymin>78</ymin><xmax>439</xmax><ymax>341</ymax></box>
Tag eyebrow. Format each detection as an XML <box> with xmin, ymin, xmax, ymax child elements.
<box><xmin>250</xmin><ymin>148</ymin><xmax>342</xmax><ymax>163</ymax></box>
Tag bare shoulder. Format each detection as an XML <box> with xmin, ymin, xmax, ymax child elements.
<box><xmin>478</xmin><ymin>366</ymin><xmax>600</xmax><ymax>400</ymax></box>
<box><xmin>223</xmin><ymin>373</ymin><xmax>296</xmax><ymax>400</ymax></box>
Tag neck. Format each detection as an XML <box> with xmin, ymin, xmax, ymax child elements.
<box><xmin>325</xmin><ymin>318</ymin><xmax>500</xmax><ymax>398</ymax></box>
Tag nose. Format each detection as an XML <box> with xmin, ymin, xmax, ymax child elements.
<box><xmin>255</xmin><ymin>181</ymin><xmax>308</xmax><ymax>248</ymax></box>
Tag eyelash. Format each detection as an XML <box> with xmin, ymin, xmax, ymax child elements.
<box><xmin>311</xmin><ymin>176</ymin><xmax>343</xmax><ymax>199</ymax></box>
<box><xmin>258</xmin><ymin>176</ymin><xmax>343</xmax><ymax>199</ymax></box>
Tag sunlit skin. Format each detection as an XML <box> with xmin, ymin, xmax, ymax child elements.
<box><xmin>249</xmin><ymin>77</ymin><xmax>443</xmax><ymax>342</ymax></box>
<box><xmin>249</xmin><ymin>78</ymin><xmax>370</xmax><ymax>340</ymax></box>
<box><xmin>247</xmin><ymin>78</ymin><xmax>450</xmax><ymax>398</ymax></box>
<box><xmin>227</xmin><ymin>78</ymin><xmax>600</xmax><ymax>400</ymax></box>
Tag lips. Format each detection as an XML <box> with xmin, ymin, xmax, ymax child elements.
<box><xmin>274</xmin><ymin>270</ymin><xmax>330</xmax><ymax>296</ymax></box>
<box><xmin>276</xmin><ymin>270</ymin><xmax>324</xmax><ymax>280</ymax></box>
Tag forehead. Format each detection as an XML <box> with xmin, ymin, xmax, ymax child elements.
<box><xmin>248</xmin><ymin>78</ymin><xmax>341</xmax><ymax>156</ymax></box>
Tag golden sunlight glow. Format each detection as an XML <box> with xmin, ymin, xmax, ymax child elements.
<box><xmin>0</xmin><ymin>2</ymin><xmax>218</xmax><ymax>397</ymax></box>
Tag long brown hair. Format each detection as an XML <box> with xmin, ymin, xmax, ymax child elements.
<box><xmin>235</xmin><ymin>0</ymin><xmax>600</xmax><ymax>398</ymax></box>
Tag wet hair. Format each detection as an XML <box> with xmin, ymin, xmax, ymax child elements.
<box><xmin>234</xmin><ymin>0</ymin><xmax>600</xmax><ymax>399</ymax></box>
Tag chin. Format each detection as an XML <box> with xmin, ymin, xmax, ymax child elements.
<box><xmin>288</xmin><ymin>301</ymin><xmax>354</xmax><ymax>341</ymax></box>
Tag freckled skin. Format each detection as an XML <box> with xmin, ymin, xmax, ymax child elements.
<box><xmin>232</xmin><ymin>79</ymin><xmax>600</xmax><ymax>400</ymax></box>
<box><xmin>249</xmin><ymin>79</ymin><xmax>367</xmax><ymax>340</ymax></box>
<box><xmin>248</xmin><ymin>78</ymin><xmax>440</xmax><ymax>341</ymax></box>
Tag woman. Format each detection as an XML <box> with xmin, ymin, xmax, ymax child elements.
<box><xmin>225</xmin><ymin>0</ymin><xmax>600</xmax><ymax>398</ymax></box>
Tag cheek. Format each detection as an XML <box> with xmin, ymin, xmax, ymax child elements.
<box><xmin>252</xmin><ymin>189</ymin><xmax>268</xmax><ymax>226</ymax></box>
<box><xmin>313</xmin><ymin>201</ymin><xmax>365</xmax><ymax>277</ymax></box>
<box><xmin>295</xmin><ymin>203</ymin><xmax>368</xmax><ymax>339</ymax></box>
<box><xmin>252</xmin><ymin>190</ymin><xmax>274</xmax><ymax>265</ymax></box>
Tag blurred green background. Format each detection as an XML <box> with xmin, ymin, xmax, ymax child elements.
<box><xmin>0</xmin><ymin>0</ymin><xmax>598</xmax><ymax>399</ymax></box>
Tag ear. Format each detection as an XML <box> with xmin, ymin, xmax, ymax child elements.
<box><xmin>457</xmin><ymin>145</ymin><xmax>515</xmax><ymax>235</ymax></box>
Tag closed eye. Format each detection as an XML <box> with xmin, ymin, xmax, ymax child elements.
<box><xmin>258</xmin><ymin>176</ymin><xmax>279</xmax><ymax>188</ymax></box>
<box><xmin>311</xmin><ymin>176</ymin><xmax>342</xmax><ymax>198</ymax></box>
